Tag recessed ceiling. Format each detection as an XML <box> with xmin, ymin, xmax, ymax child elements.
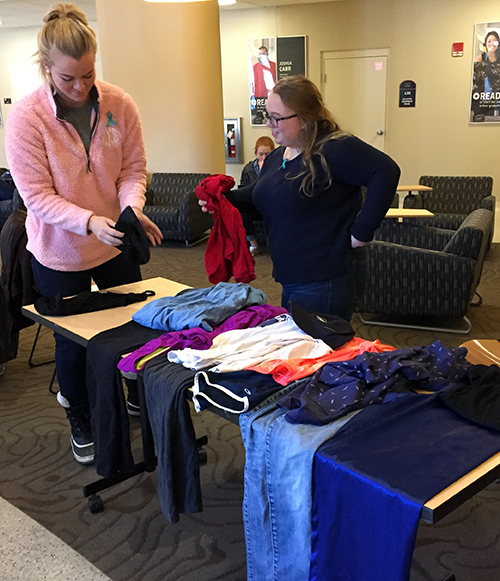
<box><xmin>0</xmin><ymin>0</ymin><xmax>343</xmax><ymax>28</ymax></box>
<box><xmin>221</xmin><ymin>0</ymin><xmax>344</xmax><ymax>9</ymax></box>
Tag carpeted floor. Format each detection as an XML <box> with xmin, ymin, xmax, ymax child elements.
<box><xmin>1</xmin><ymin>241</ymin><xmax>500</xmax><ymax>581</ymax></box>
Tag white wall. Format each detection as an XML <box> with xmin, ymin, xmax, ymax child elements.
<box><xmin>0</xmin><ymin>27</ymin><xmax>39</xmax><ymax>167</ymax></box>
<box><xmin>2</xmin><ymin>0</ymin><xmax>500</xmax><ymax>200</ymax></box>
<box><xmin>220</xmin><ymin>0</ymin><xmax>500</xmax><ymax>197</ymax></box>
<box><xmin>0</xmin><ymin>22</ymin><xmax>101</xmax><ymax>168</ymax></box>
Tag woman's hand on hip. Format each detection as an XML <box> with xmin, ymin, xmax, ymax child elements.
<box><xmin>88</xmin><ymin>215</ymin><xmax>124</xmax><ymax>246</ymax></box>
<box><xmin>132</xmin><ymin>209</ymin><xmax>163</xmax><ymax>246</ymax></box>
<box><xmin>351</xmin><ymin>235</ymin><xmax>368</xmax><ymax>249</ymax></box>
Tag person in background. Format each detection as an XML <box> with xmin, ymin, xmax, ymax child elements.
<box><xmin>203</xmin><ymin>75</ymin><xmax>400</xmax><ymax>321</ymax></box>
<box><xmin>239</xmin><ymin>136</ymin><xmax>275</xmax><ymax>255</ymax></box>
<box><xmin>5</xmin><ymin>3</ymin><xmax>162</xmax><ymax>465</ymax></box>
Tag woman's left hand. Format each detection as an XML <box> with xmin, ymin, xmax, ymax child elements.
<box><xmin>133</xmin><ymin>209</ymin><xmax>163</xmax><ymax>246</ymax></box>
<box><xmin>351</xmin><ymin>235</ymin><xmax>368</xmax><ymax>249</ymax></box>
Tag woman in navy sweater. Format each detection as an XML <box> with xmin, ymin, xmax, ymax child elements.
<box><xmin>206</xmin><ymin>76</ymin><xmax>400</xmax><ymax>320</ymax></box>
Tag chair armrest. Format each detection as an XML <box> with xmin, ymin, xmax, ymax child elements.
<box><xmin>480</xmin><ymin>195</ymin><xmax>496</xmax><ymax>213</ymax></box>
<box><xmin>359</xmin><ymin>242</ymin><xmax>475</xmax><ymax>318</ymax></box>
<box><xmin>443</xmin><ymin>209</ymin><xmax>492</xmax><ymax>259</ymax></box>
<box><xmin>375</xmin><ymin>221</ymin><xmax>454</xmax><ymax>251</ymax></box>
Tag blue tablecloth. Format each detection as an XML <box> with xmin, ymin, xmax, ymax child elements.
<box><xmin>311</xmin><ymin>392</ymin><xmax>500</xmax><ymax>581</ymax></box>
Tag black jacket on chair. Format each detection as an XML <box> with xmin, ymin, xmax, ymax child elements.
<box><xmin>0</xmin><ymin>208</ymin><xmax>41</xmax><ymax>337</ymax></box>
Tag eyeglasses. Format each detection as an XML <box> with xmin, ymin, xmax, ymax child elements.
<box><xmin>264</xmin><ymin>112</ymin><xmax>298</xmax><ymax>128</ymax></box>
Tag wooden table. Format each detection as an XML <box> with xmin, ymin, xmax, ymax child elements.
<box><xmin>22</xmin><ymin>289</ymin><xmax>500</xmax><ymax>524</ymax></box>
<box><xmin>459</xmin><ymin>339</ymin><xmax>500</xmax><ymax>366</ymax></box>
<box><xmin>22</xmin><ymin>277</ymin><xmax>189</xmax><ymax>347</ymax></box>
<box><xmin>385</xmin><ymin>208</ymin><xmax>434</xmax><ymax>218</ymax></box>
<box><xmin>22</xmin><ymin>276</ymin><xmax>192</xmax><ymax>512</ymax></box>
<box><xmin>420</xmin><ymin>338</ymin><xmax>500</xmax><ymax>523</ymax></box>
<box><xmin>397</xmin><ymin>184</ymin><xmax>433</xmax><ymax>196</ymax></box>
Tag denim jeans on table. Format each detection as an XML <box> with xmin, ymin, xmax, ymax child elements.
<box><xmin>31</xmin><ymin>253</ymin><xmax>141</xmax><ymax>406</ymax></box>
<box><xmin>239</xmin><ymin>382</ymin><xmax>360</xmax><ymax>581</ymax></box>
<box><xmin>281</xmin><ymin>245</ymin><xmax>368</xmax><ymax>321</ymax></box>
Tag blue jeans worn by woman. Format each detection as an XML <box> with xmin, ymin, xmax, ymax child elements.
<box><xmin>239</xmin><ymin>383</ymin><xmax>359</xmax><ymax>581</ymax></box>
<box><xmin>32</xmin><ymin>253</ymin><xmax>141</xmax><ymax>406</ymax></box>
<box><xmin>281</xmin><ymin>246</ymin><xmax>368</xmax><ymax>320</ymax></box>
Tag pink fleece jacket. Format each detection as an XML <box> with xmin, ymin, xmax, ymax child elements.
<box><xmin>5</xmin><ymin>80</ymin><xmax>147</xmax><ymax>271</ymax></box>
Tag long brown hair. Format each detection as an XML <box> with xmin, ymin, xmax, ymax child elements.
<box><xmin>271</xmin><ymin>75</ymin><xmax>348</xmax><ymax>196</ymax></box>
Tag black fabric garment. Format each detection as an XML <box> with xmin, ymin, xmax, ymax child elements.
<box><xmin>142</xmin><ymin>356</ymin><xmax>201</xmax><ymax>524</ymax></box>
<box><xmin>289</xmin><ymin>301</ymin><xmax>355</xmax><ymax>350</ymax></box>
<box><xmin>86</xmin><ymin>321</ymin><xmax>165</xmax><ymax>477</ymax></box>
<box><xmin>0</xmin><ymin>209</ymin><xmax>40</xmax><ymax>334</ymax></box>
<box><xmin>0</xmin><ymin>177</ymin><xmax>15</xmax><ymax>200</ymax></box>
<box><xmin>35</xmin><ymin>289</ymin><xmax>154</xmax><ymax>316</ymax></box>
<box><xmin>192</xmin><ymin>369</ymin><xmax>283</xmax><ymax>414</ymax></box>
<box><xmin>0</xmin><ymin>282</ymin><xmax>17</xmax><ymax>364</ymax></box>
<box><xmin>114</xmin><ymin>206</ymin><xmax>150</xmax><ymax>266</ymax></box>
<box><xmin>438</xmin><ymin>363</ymin><xmax>500</xmax><ymax>432</ymax></box>
<box><xmin>239</xmin><ymin>160</ymin><xmax>258</xmax><ymax>187</ymax></box>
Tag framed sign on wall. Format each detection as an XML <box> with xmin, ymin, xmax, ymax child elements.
<box><xmin>470</xmin><ymin>22</ymin><xmax>500</xmax><ymax>123</ymax></box>
<box><xmin>248</xmin><ymin>36</ymin><xmax>307</xmax><ymax>126</ymax></box>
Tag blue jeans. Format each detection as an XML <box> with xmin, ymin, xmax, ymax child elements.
<box><xmin>281</xmin><ymin>246</ymin><xmax>369</xmax><ymax>321</ymax></box>
<box><xmin>32</xmin><ymin>253</ymin><xmax>141</xmax><ymax>406</ymax></box>
<box><xmin>239</xmin><ymin>384</ymin><xmax>359</xmax><ymax>581</ymax></box>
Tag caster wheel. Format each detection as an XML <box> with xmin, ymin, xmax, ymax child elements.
<box><xmin>88</xmin><ymin>494</ymin><xmax>104</xmax><ymax>514</ymax></box>
<box><xmin>197</xmin><ymin>447</ymin><xmax>208</xmax><ymax>465</ymax></box>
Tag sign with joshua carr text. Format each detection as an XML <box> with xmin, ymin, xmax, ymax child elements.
<box><xmin>247</xmin><ymin>36</ymin><xmax>307</xmax><ymax>126</ymax></box>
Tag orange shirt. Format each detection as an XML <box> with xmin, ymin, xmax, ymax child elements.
<box><xmin>246</xmin><ymin>337</ymin><xmax>395</xmax><ymax>386</ymax></box>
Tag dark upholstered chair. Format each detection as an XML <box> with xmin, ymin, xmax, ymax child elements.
<box><xmin>0</xmin><ymin>170</ymin><xmax>16</xmax><ymax>231</ymax></box>
<box><xmin>403</xmin><ymin>176</ymin><xmax>495</xmax><ymax>245</ymax></box>
<box><xmin>0</xmin><ymin>189</ymin><xmax>23</xmax><ymax>232</ymax></box>
<box><xmin>357</xmin><ymin>208</ymin><xmax>494</xmax><ymax>334</ymax></box>
<box><xmin>143</xmin><ymin>173</ymin><xmax>213</xmax><ymax>245</ymax></box>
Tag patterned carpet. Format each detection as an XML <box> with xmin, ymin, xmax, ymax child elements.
<box><xmin>1</xmin><ymin>241</ymin><xmax>500</xmax><ymax>581</ymax></box>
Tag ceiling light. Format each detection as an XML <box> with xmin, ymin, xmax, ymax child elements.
<box><xmin>144</xmin><ymin>0</ymin><xmax>212</xmax><ymax>3</ymax></box>
<box><xmin>218</xmin><ymin>0</ymin><xmax>236</xmax><ymax>4</ymax></box>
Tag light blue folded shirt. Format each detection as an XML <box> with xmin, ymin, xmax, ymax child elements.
<box><xmin>132</xmin><ymin>282</ymin><xmax>267</xmax><ymax>332</ymax></box>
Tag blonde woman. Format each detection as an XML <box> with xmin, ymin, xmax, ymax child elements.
<box><xmin>6</xmin><ymin>3</ymin><xmax>162</xmax><ymax>464</ymax></box>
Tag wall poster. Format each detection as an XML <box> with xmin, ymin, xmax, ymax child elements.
<box><xmin>470</xmin><ymin>22</ymin><xmax>500</xmax><ymax>123</ymax></box>
<box><xmin>248</xmin><ymin>36</ymin><xmax>306</xmax><ymax>126</ymax></box>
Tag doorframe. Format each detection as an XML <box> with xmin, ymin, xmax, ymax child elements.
<box><xmin>321</xmin><ymin>49</ymin><xmax>391</xmax><ymax>148</ymax></box>
<box><xmin>321</xmin><ymin>48</ymin><xmax>391</xmax><ymax>92</ymax></box>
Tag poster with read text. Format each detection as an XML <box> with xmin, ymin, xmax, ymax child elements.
<box><xmin>470</xmin><ymin>22</ymin><xmax>500</xmax><ymax>123</ymax></box>
<box><xmin>248</xmin><ymin>36</ymin><xmax>306</xmax><ymax>126</ymax></box>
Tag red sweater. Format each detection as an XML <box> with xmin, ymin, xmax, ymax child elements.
<box><xmin>196</xmin><ymin>175</ymin><xmax>255</xmax><ymax>284</ymax></box>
